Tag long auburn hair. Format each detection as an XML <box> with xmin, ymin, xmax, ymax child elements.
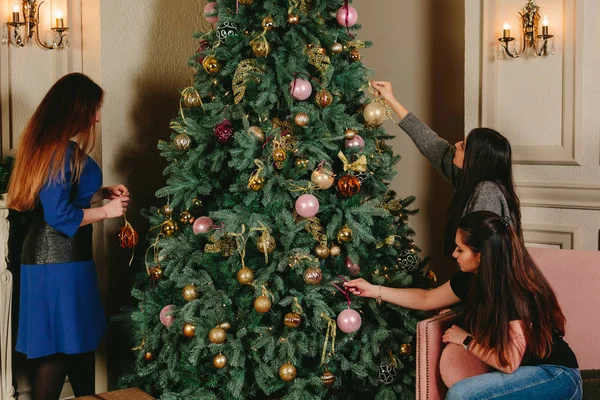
<box><xmin>7</xmin><ymin>73</ymin><xmax>104</xmax><ymax>211</ymax></box>
<box><xmin>445</xmin><ymin>128</ymin><xmax>522</xmax><ymax>254</ymax></box>
<box><xmin>459</xmin><ymin>211</ymin><xmax>566</xmax><ymax>367</ymax></box>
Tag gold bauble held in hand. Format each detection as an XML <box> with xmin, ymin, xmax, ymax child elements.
<box><xmin>179</xmin><ymin>210</ymin><xmax>194</xmax><ymax>224</ymax></box>
<box><xmin>273</xmin><ymin>148</ymin><xmax>287</xmax><ymax>162</ymax></box>
<box><xmin>321</xmin><ymin>369</ymin><xmax>336</xmax><ymax>387</ymax></box>
<box><xmin>337</xmin><ymin>226</ymin><xmax>353</xmax><ymax>243</ymax></box>
<box><xmin>331</xmin><ymin>42</ymin><xmax>343</xmax><ymax>54</ymax></box>
<box><xmin>248</xmin><ymin>176</ymin><xmax>266</xmax><ymax>191</ymax></box>
<box><xmin>284</xmin><ymin>312</ymin><xmax>301</xmax><ymax>328</ymax></box>
<box><xmin>182</xmin><ymin>322</ymin><xmax>196</xmax><ymax>337</ymax></box>
<box><xmin>144</xmin><ymin>351</ymin><xmax>154</xmax><ymax>361</ymax></box>
<box><xmin>213</xmin><ymin>353</ymin><xmax>227</xmax><ymax>369</ymax></box>
<box><xmin>182</xmin><ymin>285</ymin><xmax>199</xmax><ymax>301</ymax></box>
<box><xmin>363</xmin><ymin>101</ymin><xmax>387</xmax><ymax>126</ymax></box>
<box><xmin>257</xmin><ymin>232</ymin><xmax>276</xmax><ymax>254</ymax></box>
<box><xmin>161</xmin><ymin>219</ymin><xmax>178</xmax><ymax>237</ymax></box>
<box><xmin>254</xmin><ymin>295</ymin><xmax>272</xmax><ymax>313</ymax></box>
<box><xmin>279</xmin><ymin>363</ymin><xmax>297</xmax><ymax>381</ymax></box>
<box><xmin>202</xmin><ymin>56</ymin><xmax>221</xmax><ymax>75</ymax></box>
<box><xmin>237</xmin><ymin>266</ymin><xmax>254</xmax><ymax>285</ymax></box>
<box><xmin>173</xmin><ymin>132</ymin><xmax>192</xmax><ymax>150</ymax></box>
<box><xmin>349</xmin><ymin>49</ymin><xmax>361</xmax><ymax>62</ymax></box>
<box><xmin>315</xmin><ymin>88</ymin><xmax>333</xmax><ymax>108</ymax></box>
<box><xmin>315</xmin><ymin>243</ymin><xmax>330</xmax><ymax>259</ymax></box>
<box><xmin>287</xmin><ymin>13</ymin><xmax>300</xmax><ymax>25</ymax></box>
<box><xmin>262</xmin><ymin>16</ymin><xmax>275</xmax><ymax>30</ymax></box>
<box><xmin>303</xmin><ymin>267</ymin><xmax>323</xmax><ymax>285</ymax></box>
<box><xmin>208</xmin><ymin>327</ymin><xmax>227</xmax><ymax>344</ymax></box>
<box><xmin>294</xmin><ymin>112</ymin><xmax>310</xmax><ymax>127</ymax></box>
<box><xmin>399</xmin><ymin>343</ymin><xmax>412</xmax><ymax>356</ymax></box>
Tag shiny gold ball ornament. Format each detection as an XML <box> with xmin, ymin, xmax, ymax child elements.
<box><xmin>161</xmin><ymin>219</ymin><xmax>178</xmax><ymax>237</ymax></box>
<box><xmin>284</xmin><ymin>312</ymin><xmax>302</xmax><ymax>328</ymax></box>
<box><xmin>213</xmin><ymin>353</ymin><xmax>227</xmax><ymax>369</ymax></box>
<box><xmin>303</xmin><ymin>267</ymin><xmax>323</xmax><ymax>285</ymax></box>
<box><xmin>248</xmin><ymin>125</ymin><xmax>265</xmax><ymax>141</ymax></box>
<box><xmin>144</xmin><ymin>351</ymin><xmax>154</xmax><ymax>361</ymax></box>
<box><xmin>399</xmin><ymin>343</ymin><xmax>413</xmax><ymax>356</ymax></box>
<box><xmin>294</xmin><ymin>158</ymin><xmax>309</xmax><ymax>169</ymax></box>
<box><xmin>294</xmin><ymin>112</ymin><xmax>310</xmax><ymax>127</ymax></box>
<box><xmin>251</xmin><ymin>39</ymin><xmax>270</xmax><ymax>57</ymax></box>
<box><xmin>315</xmin><ymin>88</ymin><xmax>333</xmax><ymax>108</ymax></box>
<box><xmin>149</xmin><ymin>267</ymin><xmax>163</xmax><ymax>280</ymax></box>
<box><xmin>337</xmin><ymin>175</ymin><xmax>361</xmax><ymax>197</ymax></box>
<box><xmin>191</xmin><ymin>198</ymin><xmax>202</xmax><ymax>208</ymax></box>
<box><xmin>179</xmin><ymin>210</ymin><xmax>194</xmax><ymax>224</ymax></box>
<box><xmin>236</xmin><ymin>266</ymin><xmax>254</xmax><ymax>285</ymax></box>
<box><xmin>182</xmin><ymin>285</ymin><xmax>199</xmax><ymax>301</ymax></box>
<box><xmin>363</xmin><ymin>101</ymin><xmax>387</xmax><ymax>126</ymax></box>
<box><xmin>208</xmin><ymin>327</ymin><xmax>227</xmax><ymax>344</ymax></box>
<box><xmin>314</xmin><ymin>244</ymin><xmax>330</xmax><ymax>259</ymax></box>
<box><xmin>348</xmin><ymin>49</ymin><xmax>361</xmax><ymax>62</ymax></box>
<box><xmin>248</xmin><ymin>176</ymin><xmax>266</xmax><ymax>191</ymax></box>
<box><xmin>262</xmin><ymin>16</ymin><xmax>275</xmax><ymax>30</ymax></box>
<box><xmin>331</xmin><ymin>42</ymin><xmax>343</xmax><ymax>54</ymax></box>
<box><xmin>336</xmin><ymin>226</ymin><xmax>353</xmax><ymax>243</ymax></box>
<box><xmin>254</xmin><ymin>295</ymin><xmax>272</xmax><ymax>313</ymax></box>
<box><xmin>279</xmin><ymin>363</ymin><xmax>297</xmax><ymax>381</ymax></box>
<box><xmin>202</xmin><ymin>55</ymin><xmax>221</xmax><ymax>74</ymax></box>
<box><xmin>329</xmin><ymin>245</ymin><xmax>341</xmax><ymax>257</ymax></box>
<box><xmin>183</xmin><ymin>90</ymin><xmax>202</xmax><ymax>108</ymax></box>
<box><xmin>344</xmin><ymin>129</ymin><xmax>357</xmax><ymax>140</ymax></box>
<box><xmin>173</xmin><ymin>132</ymin><xmax>192</xmax><ymax>150</ymax></box>
<box><xmin>182</xmin><ymin>322</ymin><xmax>196</xmax><ymax>337</ymax></box>
<box><xmin>273</xmin><ymin>148</ymin><xmax>287</xmax><ymax>162</ymax></box>
<box><xmin>287</xmin><ymin>13</ymin><xmax>300</xmax><ymax>25</ymax></box>
<box><xmin>161</xmin><ymin>204</ymin><xmax>174</xmax><ymax>216</ymax></box>
<box><xmin>321</xmin><ymin>370</ymin><xmax>336</xmax><ymax>387</ymax></box>
<box><xmin>257</xmin><ymin>232</ymin><xmax>276</xmax><ymax>254</ymax></box>
<box><xmin>311</xmin><ymin>166</ymin><xmax>335</xmax><ymax>190</ymax></box>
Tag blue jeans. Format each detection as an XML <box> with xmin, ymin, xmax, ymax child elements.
<box><xmin>446</xmin><ymin>365</ymin><xmax>582</xmax><ymax>400</ymax></box>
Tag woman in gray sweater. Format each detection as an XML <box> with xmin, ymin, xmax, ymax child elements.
<box><xmin>371</xmin><ymin>81</ymin><xmax>522</xmax><ymax>254</ymax></box>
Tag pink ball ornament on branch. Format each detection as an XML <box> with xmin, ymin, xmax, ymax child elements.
<box><xmin>295</xmin><ymin>194</ymin><xmax>319</xmax><ymax>218</ymax></box>
<box><xmin>336</xmin><ymin>4</ymin><xmax>358</xmax><ymax>28</ymax></box>
<box><xmin>204</xmin><ymin>2</ymin><xmax>219</xmax><ymax>24</ymax></box>
<box><xmin>159</xmin><ymin>304</ymin><xmax>175</xmax><ymax>328</ymax></box>
<box><xmin>193</xmin><ymin>216</ymin><xmax>213</xmax><ymax>234</ymax></box>
<box><xmin>344</xmin><ymin>134</ymin><xmax>365</xmax><ymax>150</ymax></box>
<box><xmin>289</xmin><ymin>78</ymin><xmax>312</xmax><ymax>101</ymax></box>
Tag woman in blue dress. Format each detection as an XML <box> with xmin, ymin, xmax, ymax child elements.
<box><xmin>7</xmin><ymin>73</ymin><xmax>130</xmax><ymax>400</ymax></box>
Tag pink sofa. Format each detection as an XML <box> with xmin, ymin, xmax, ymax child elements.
<box><xmin>416</xmin><ymin>247</ymin><xmax>600</xmax><ymax>400</ymax></box>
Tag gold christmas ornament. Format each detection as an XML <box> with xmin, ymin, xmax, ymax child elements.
<box><xmin>203</xmin><ymin>56</ymin><xmax>221</xmax><ymax>74</ymax></box>
<box><xmin>349</xmin><ymin>49</ymin><xmax>361</xmax><ymax>62</ymax></box>
<box><xmin>287</xmin><ymin>13</ymin><xmax>300</xmax><ymax>25</ymax></box>
<box><xmin>248</xmin><ymin>176</ymin><xmax>266</xmax><ymax>191</ymax></box>
<box><xmin>315</xmin><ymin>88</ymin><xmax>333</xmax><ymax>108</ymax></box>
<box><xmin>213</xmin><ymin>353</ymin><xmax>227</xmax><ymax>369</ymax></box>
<box><xmin>219</xmin><ymin>322</ymin><xmax>231</xmax><ymax>330</ymax></box>
<box><xmin>314</xmin><ymin>243</ymin><xmax>330</xmax><ymax>259</ymax></box>
<box><xmin>161</xmin><ymin>204</ymin><xmax>174</xmax><ymax>216</ymax></box>
<box><xmin>262</xmin><ymin>16</ymin><xmax>275</xmax><ymax>30</ymax></box>
<box><xmin>284</xmin><ymin>312</ymin><xmax>302</xmax><ymax>328</ymax></box>
<box><xmin>257</xmin><ymin>232</ymin><xmax>276</xmax><ymax>254</ymax></box>
<box><xmin>337</xmin><ymin>175</ymin><xmax>361</xmax><ymax>197</ymax></box>
<box><xmin>295</xmin><ymin>158</ymin><xmax>309</xmax><ymax>169</ymax></box>
<box><xmin>337</xmin><ymin>226</ymin><xmax>353</xmax><ymax>243</ymax></box>
<box><xmin>273</xmin><ymin>148</ymin><xmax>287</xmax><ymax>162</ymax></box>
<box><xmin>182</xmin><ymin>322</ymin><xmax>196</xmax><ymax>337</ymax></box>
<box><xmin>294</xmin><ymin>112</ymin><xmax>310</xmax><ymax>127</ymax></box>
<box><xmin>149</xmin><ymin>266</ymin><xmax>163</xmax><ymax>280</ymax></box>
<box><xmin>254</xmin><ymin>295</ymin><xmax>272</xmax><ymax>313</ymax></box>
<box><xmin>329</xmin><ymin>245</ymin><xmax>342</xmax><ymax>257</ymax></box>
<box><xmin>182</xmin><ymin>285</ymin><xmax>199</xmax><ymax>301</ymax></box>
<box><xmin>321</xmin><ymin>369</ymin><xmax>336</xmax><ymax>387</ymax></box>
<box><xmin>237</xmin><ymin>266</ymin><xmax>254</xmax><ymax>285</ymax></box>
<box><xmin>399</xmin><ymin>343</ymin><xmax>413</xmax><ymax>356</ymax></box>
<box><xmin>208</xmin><ymin>327</ymin><xmax>227</xmax><ymax>344</ymax></box>
<box><xmin>191</xmin><ymin>198</ymin><xmax>202</xmax><ymax>208</ymax></box>
<box><xmin>248</xmin><ymin>126</ymin><xmax>265</xmax><ymax>141</ymax></box>
<box><xmin>173</xmin><ymin>132</ymin><xmax>192</xmax><ymax>150</ymax></box>
<box><xmin>344</xmin><ymin>129</ymin><xmax>357</xmax><ymax>140</ymax></box>
<box><xmin>179</xmin><ymin>210</ymin><xmax>194</xmax><ymax>224</ymax></box>
<box><xmin>311</xmin><ymin>165</ymin><xmax>335</xmax><ymax>190</ymax></box>
<box><xmin>279</xmin><ymin>363</ymin><xmax>297</xmax><ymax>381</ymax></box>
<box><xmin>303</xmin><ymin>267</ymin><xmax>323</xmax><ymax>285</ymax></box>
<box><xmin>144</xmin><ymin>351</ymin><xmax>154</xmax><ymax>361</ymax></box>
<box><xmin>182</xmin><ymin>90</ymin><xmax>202</xmax><ymax>108</ymax></box>
<box><xmin>331</xmin><ymin>42</ymin><xmax>343</xmax><ymax>54</ymax></box>
<box><xmin>251</xmin><ymin>38</ymin><xmax>270</xmax><ymax>57</ymax></box>
<box><xmin>161</xmin><ymin>219</ymin><xmax>178</xmax><ymax>237</ymax></box>
<box><xmin>363</xmin><ymin>101</ymin><xmax>387</xmax><ymax>126</ymax></box>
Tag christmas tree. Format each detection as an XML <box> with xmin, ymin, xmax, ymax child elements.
<box><xmin>121</xmin><ymin>1</ymin><xmax>427</xmax><ymax>398</ymax></box>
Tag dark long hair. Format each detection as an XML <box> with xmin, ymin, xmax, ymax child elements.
<box><xmin>459</xmin><ymin>211</ymin><xmax>565</xmax><ymax>367</ymax></box>
<box><xmin>445</xmin><ymin>128</ymin><xmax>522</xmax><ymax>254</ymax></box>
<box><xmin>7</xmin><ymin>73</ymin><xmax>104</xmax><ymax>211</ymax></box>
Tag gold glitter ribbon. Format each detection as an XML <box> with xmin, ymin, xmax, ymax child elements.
<box><xmin>338</xmin><ymin>151</ymin><xmax>367</xmax><ymax>173</ymax></box>
<box><xmin>305</xmin><ymin>216</ymin><xmax>327</xmax><ymax>245</ymax></box>
<box><xmin>288</xmin><ymin>180</ymin><xmax>320</xmax><ymax>193</ymax></box>
<box><xmin>248</xmin><ymin>159</ymin><xmax>265</xmax><ymax>190</ymax></box>
<box><xmin>292</xmin><ymin>297</ymin><xmax>303</xmax><ymax>315</ymax></box>
<box><xmin>251</xmin><ymin>221</ymin><xmax>272</xmax><ymax>264</ymax></box>
<box><xmin>376</xmin><ymin>235</ymin><xmax>402</xmax><ymax>249</ymax></box>
<box><xmin>144</xmin><ymin>234</ymin><xmax>161</xmax><ymax>276</ymax></box>
<box><xmin>228</xmin><ymin>225</ymin><xmax>248</xmax><ymax>268</ymax></box>
<box><xmin>321</xmin><ymin>313</ymin><xmax>337</xmax><ymax>366</ymax></box>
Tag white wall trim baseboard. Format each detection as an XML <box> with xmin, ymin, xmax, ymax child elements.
<box><xmin>517</xmin><ymin>182</ymin><xmax>600</xmax><ymax>210</ymax></box>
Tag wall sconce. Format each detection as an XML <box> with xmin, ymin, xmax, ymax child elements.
<box><xmin>497</xmin><ymin>0</ymin><xmax>554</xmax><ymax>59</ymax></box>
<box><xmin>1</xmin><ymin>0</ymin><xmax>68</xmax><ymax>49</ymax></box>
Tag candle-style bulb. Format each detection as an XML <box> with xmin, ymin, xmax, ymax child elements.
<box><xmin>56</xmin><ymin>10</ymin><xmax>64</xmax><ymax>19</ymax></box>
<box><xmin>13</xmin><ymin>4</ymin><xmax>20</xmax><ymax>12</ymax></box>
<box><xmin>542</xmin><ymin>14</ymin><xmax>549</xmax><ymax>27</ymax></box>
<box><xmin>503</xmin><ymin>22</ymin><xmax>510</xmax><ymax>30</ymax></box>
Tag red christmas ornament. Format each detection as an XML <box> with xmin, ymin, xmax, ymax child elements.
<box><xmin>196</xmin><ymin>40</ymin><xmax>210</xmax><ymax>64</ymax></box>
<box><xmin>337</xmin><ymin>175</ymin><xmax>361</xmax><ymax>197</ymax></box>
<box><xmin>214</xmin><ymin>119</ymin><xmax>235</xmax><ymax>144</ymax></box>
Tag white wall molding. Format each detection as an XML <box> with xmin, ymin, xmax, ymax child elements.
<box><xmin>524</xmin><ymin>223</ymin><xmax>579</xmax><ymax>249</ymax></box>
<box><xmin>517</xmin><ymin>181</ymin><xmax>600</xmax><ymax>210</ymax></box>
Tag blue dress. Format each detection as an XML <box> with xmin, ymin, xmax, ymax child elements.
<box><xmin>16</xmin><ymin>143</ymin><xmax>107</xmax><ymax>359</ymax></box>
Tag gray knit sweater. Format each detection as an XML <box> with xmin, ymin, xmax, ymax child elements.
<box><xmin>398</xmin><ymin>113</ymin><xmax>512</xmax><ymax>219</ymax></box>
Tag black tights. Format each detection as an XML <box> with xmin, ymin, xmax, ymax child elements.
<box><xmin>26</xmin><ymin>351</ymin><xmax>95</xmax><ymax>400</ymax></box>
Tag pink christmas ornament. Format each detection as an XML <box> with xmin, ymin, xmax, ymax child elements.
<box><xmin>160</xmin><ymin>304</ymin><xmax>175</xmax><ymax>328</ymax></box>
<box><xmin>289</xmin><ymin>78</ymin><xmax>312</xmax><ymax>101</ymax></box>
<box><xmin>295</xmin><ymin>194</ymin><xmax>320</xmax><ymax>218</ymax></box>
<box><xmin>344</xmin><ymin>134</ymin><xmax>365</xmax><ymax>150</ymax></box>
<box><xmin>345</xmin><ymin>257</ymin><xmax>361</xmax><ymax>277</ymax></box>
<box><xmin>204</xmin><ymin>2</ymin><xmax>219</xmax><ymax>24</ymax></box>
<box><xmin>336</xmin><ymin>5</ymin><xmax>358</xmax><ymax>28</ymax></box>
<box><xmin>193</xmin><ymin>216</ymin><xmax>213</xmax><ymax>234</ymax></box>
<box><xmin>337</xmin><ymin>308</ymin><xmax>362</xmax><ymax>333</ymax></box>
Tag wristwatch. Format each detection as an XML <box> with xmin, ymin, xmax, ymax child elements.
<box><xmin>462</xmin><ymin>335</ymin><xmax>473</xmax><ymax>351</ymax></box>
